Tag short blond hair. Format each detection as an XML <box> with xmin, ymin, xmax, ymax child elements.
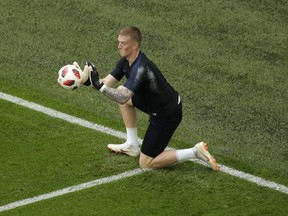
<box><xmin>119</xmin><ymin>26</ymin><xmax>142</xmax><ymax>46</ymax></box>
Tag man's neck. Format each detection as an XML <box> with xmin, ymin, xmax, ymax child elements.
<box><xmin>127</xmin><ymin>50</ymin><xmax>140</xmax><ymax>66</ymax></box>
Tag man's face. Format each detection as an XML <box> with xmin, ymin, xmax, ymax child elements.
<box><xmin>117</xmin><ymin>34</ymin><xmax>135</xmax><ymax>58</ymax></box>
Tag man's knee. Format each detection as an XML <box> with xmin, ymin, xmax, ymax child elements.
<box><xmin>139</xmin><ymin>160</ymin><xmax>149</xmax><ymax>169</ymax></box>
<box><xmin>139</xmin><ymin>153</ymin><xmax>153</xmax><ymax>169</ymax></box>
<box><xmin>117</xmin><ymin>85</ymin><xmax>123</xmax><ymax>90</ymax></box>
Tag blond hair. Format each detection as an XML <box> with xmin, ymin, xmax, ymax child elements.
<box><xmin>119</xmin><ymin>26</ymin><xmax>142</xmax><ymax>46</ymax></box>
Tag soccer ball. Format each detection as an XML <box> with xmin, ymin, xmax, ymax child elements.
<box><xmin>57</xmin><ymin>64</ymin><xmax>82</xmax><ymax>90</ymax></box>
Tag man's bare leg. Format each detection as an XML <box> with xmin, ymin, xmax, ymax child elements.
<box><xmin>139</xmin><ymin>142</ymin><xmax>219</xmax><ymax>171</ymax></box>
<box><xmin>118</xmin><ymin>98</ymin><xmax>136</xmax><ymax>128</ymax></box>
<box><xmin>139</xmin><ymin>151</ymin><xmax>178</xmax><ymax>169</ymax></box>
<box><xmin>107</xmin><ymin>97</ymin><xmax>140</xmax><ymax>156</ymax></box>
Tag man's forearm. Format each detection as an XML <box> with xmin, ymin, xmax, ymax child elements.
<box><xmin>101</xmin><ymin>86</ymin><xmax>132</xmax><ymax>104</ymax></box>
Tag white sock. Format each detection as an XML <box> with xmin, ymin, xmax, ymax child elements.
<box><xmin>176</xmin><ymin>148</ymin><xmax>197</xmax><ymax>161</ymax></box>
<box><xmin>126</xmin><ymin>128</ymin><xmax>138</xmax><ymax>146</ymax></box>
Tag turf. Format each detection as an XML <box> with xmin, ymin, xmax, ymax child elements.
<box><xmin>3</xmin><ymin>168</ymin><xmax>288</xmax><ymax>216</ymax></box>
<box><xmin>0</xmin><ymin>0</ymin><xmax>287</xmax><ymax>215</ymax></box>
<box><xmin>0</xmin><ymin>99</ymin><xmax>138</xmax><ymax>206</ymax></box>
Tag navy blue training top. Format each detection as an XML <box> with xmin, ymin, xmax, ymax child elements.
<box><xmin>110</xmin><ymin>51</ymin><xmax>179</xmax><ymax>116</ymax></box>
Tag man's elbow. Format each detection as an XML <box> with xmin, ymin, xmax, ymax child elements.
<box><xmin>116</xmin><ymin>86</ymin><xmax>133</xmax><ymax>104</ymax></box>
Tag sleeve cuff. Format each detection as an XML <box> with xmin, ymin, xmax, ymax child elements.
<box><xmin>99</xmin><ymin>84</ymin><xmax>107</xmax><ymax>92</ymax></box>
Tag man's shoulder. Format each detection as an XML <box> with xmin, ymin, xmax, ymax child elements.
<box><xmin>139</xmin><ymin>51</ymin><xmax>149</xmax><ymax>62</ymax></box>
<box><xmin>133</xmin><ymin>52</ymin><xmax>149</xmax><ymax>69</ymax></box>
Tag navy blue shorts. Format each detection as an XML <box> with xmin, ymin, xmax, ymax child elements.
<box><xmin>140</xmin><ymin>103</ymin><xmax>182</xmax><ymax>158</ymax></box>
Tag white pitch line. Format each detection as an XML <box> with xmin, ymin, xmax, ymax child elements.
<box><xmin>0</xmin><ymin>92</ymin><xmax>287</xmax><ymax>212</ymax></box>
<box><xmin>195</xmin><ymin>160</ymin><xmax>288</xmax><ymax>194</ymax></box>
<box><xmin>0</xmin><ymin>169</ymin><xmax>144</xmax><ymax>212</ymax></box>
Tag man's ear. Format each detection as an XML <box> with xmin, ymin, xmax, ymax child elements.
<box><xmin>133</xmin><ymin>42</ymin><xmax>140</xmax><ymax>50</ymax></box>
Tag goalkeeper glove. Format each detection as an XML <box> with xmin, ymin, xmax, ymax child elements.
<box><xmin>86</xmin><ymin>62</ymin><xmax>106</xmax><ymax>91</ymax></box>
<box><xmin>73</xmin><ymin>61</ymin><xmax>91</xmax><ymax>86</ymax></box>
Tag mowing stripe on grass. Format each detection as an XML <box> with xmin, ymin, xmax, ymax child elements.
<box><xmin>0</xmin><ymin>168</ymin><xmax>144</xmax><ymax>212</ymax></box>
<box><xmin>0</xmin><ymin>91</ymin><xmax>287</xmax><ymax>212</ymax></box>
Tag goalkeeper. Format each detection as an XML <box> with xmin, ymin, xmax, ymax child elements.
<box><xmin>76</xmin><ymin>26</ymin><xmax>218</xmax><ymax>171</ymax></box>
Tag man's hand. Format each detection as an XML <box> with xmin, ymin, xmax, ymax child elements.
<box><xmin>73</xmin><ymin>61</ymin><xmax>91</xmax><ymax>86</ymax></box>
<box><xmin>86</xmin><ymin>62</ymin><xmax>105</xmax><ymax>91</ymax></box>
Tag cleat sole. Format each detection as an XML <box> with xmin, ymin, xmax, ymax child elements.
<box><xmin>210</xmin><ymin>156</ymin><xmax>219</xmax><ymax>172</ymax></box>
<box><xmin>107</xmin><ymin>145</ymin><xmax>140</xmax><ymax>157</ymax></box>
<box><xmin>195</xmin><ymin>142</ymin><xmax>219</xmax><ymax>172</ymax></box>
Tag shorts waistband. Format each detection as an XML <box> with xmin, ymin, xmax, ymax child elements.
<box><xmin>149</xmin><ymin>101</ymin><xmax>182</xmax><ymax>120</ymax></box>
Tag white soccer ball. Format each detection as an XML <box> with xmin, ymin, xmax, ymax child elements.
<box><xmin>57</xmin><ymin>64</ymin><xmax>82</xmax><ymax>90</ymax></box>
